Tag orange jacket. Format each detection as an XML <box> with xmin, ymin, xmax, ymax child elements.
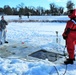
<box><xmin>62</xmin><ymin>20</ymin><xmax>76</xmax><ymax>39</ymax></box>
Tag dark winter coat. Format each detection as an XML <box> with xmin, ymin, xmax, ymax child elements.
<box><xmin>0</xmin><ymin>20</ymin><xmax>8</xmax><ymax>30</ymax></box>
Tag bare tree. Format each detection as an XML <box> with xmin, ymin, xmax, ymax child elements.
<box><xmin>3</xmin><ymin>5</ymin><xmax>13</xmax><ymax>15</ymax></box>
<box><xmin>50</xmin><ymin>3</ymin><xmax>56</xmax><ymax>15</ymax></box>
<box><xmin>66</xmin><ymin>0</ymin><xmax>75</xmax><ymax>11</ymax></box>
<box><xmin>58</xmin><ymin>7</ymin><xmax>64</xmax><ymax>15</ymax></box>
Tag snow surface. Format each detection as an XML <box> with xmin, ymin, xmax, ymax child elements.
<box><xmin>0</xmin><ymin>15</ymin><xmax>76</xmax><ymax>75</ymax></box>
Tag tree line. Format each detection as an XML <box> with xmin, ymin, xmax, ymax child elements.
<box><xmin>0</xmin><ymin>1</ymin><xmax>75</xmax><ymax>16</ymax></box>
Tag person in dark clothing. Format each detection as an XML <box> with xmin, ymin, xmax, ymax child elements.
<box><xmin>62</xmin><ymin>9</ymin><xmax>76</xmax><ymax>64</ymax></box>
<box><xmin>27</xmin><ymin>12</ymin><xmax>29</xmax><ymax>18</ymax></box>
<box><xmin>0</xmin><ymin>16</ymin><xmax>8</xmax><ymax>45</ymax></box>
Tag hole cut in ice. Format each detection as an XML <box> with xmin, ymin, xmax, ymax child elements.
<box><xmin>29</xmin><ymin>49</ymin><xmax>63</xmax><ymax>62</ymax></box>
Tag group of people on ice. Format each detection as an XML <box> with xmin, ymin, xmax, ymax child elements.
<box><xmin>0</xmin><ymin>9</ymin><xmax>76</xmax><ymax>65</ymax></box>
<box><xmin>0</xmin><ymin>15</ymin><xmax>8</xmax><ymax>45</ymax></box>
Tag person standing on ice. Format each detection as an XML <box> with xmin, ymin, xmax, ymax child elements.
<box><xmin>0</xmin><ymin>15</ymin><xmax>8</xmax><ymax>45</ymax></box>
<box><xmin>62</xmin><ymin>9</ymin><xmax>76</xmax><ymax>64</ymax></box>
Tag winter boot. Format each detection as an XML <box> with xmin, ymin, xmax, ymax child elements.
<box><xmin>66</xmin><ymin>58</ymin><xmax>75</xmax><ymax>61</ymax></box>
<box><xmin>64</xmin><ymin>59</ymin><xmax>74</xmax><ymax>65</ymax></box>
<box><xmin>5</xmin><ymin>41</ymin><xmax>8</xmax><ymax>43</ymax></box>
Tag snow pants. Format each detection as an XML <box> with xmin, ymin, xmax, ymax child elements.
<box><xmin>0</xmin><ymin>29</ymin><xmax>6</xmax><ymax>44</ymax></box>
<box><xmin>0</xmin><ymin>30</ymin><xmax>2</xmax><ymax>44</ymax></box>
<box><xmin>66</xmin><ymin>32</ymin><xmax>76</xmax><ymax>59</ymax></box>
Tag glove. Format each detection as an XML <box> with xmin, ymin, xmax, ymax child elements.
<box><xmin>62</xmin><ymin>33</ymin><xmax>67</xmax><ymax>40</ymax></box>
<box><xmin>62</xmin><ymin>28</ymin><xmax>70</xmax><ymax>40</ymax></box>
<box><xmin>63</xmin><ymin>35</ymin><xmax>67</xmax><ymax>40</ymax></box>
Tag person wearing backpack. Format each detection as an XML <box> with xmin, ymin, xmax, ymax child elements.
<box><xmin>62</xmin><ymin>9</ymin><xmax>76</xmax><ymax>64</ymax></box>
<box><xmin>0</xmin><ymin>16</ymin><xmax>8</xmax><ymax>45</ymax></box>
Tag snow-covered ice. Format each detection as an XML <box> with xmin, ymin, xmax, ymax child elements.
<box><xmin>0</xmin><ymin>15</ymin><xmax>76</xmax><ymax>75</ymax></box>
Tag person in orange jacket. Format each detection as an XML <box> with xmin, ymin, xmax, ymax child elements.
<box><xmin>62</xmin><ymin>9</ymin><xmax>76</xmax><ymax>64</ymax></box>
